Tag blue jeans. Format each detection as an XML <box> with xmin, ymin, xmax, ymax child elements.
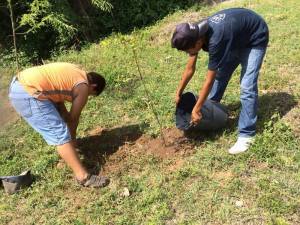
<box><xmin>8</xmin><ymin>77</ymin><xmax>71</xmax><ymax>145</ymax></box>
<box><xmin>208</xmin><ymin>47</ymin><xmax>267</xmax><ymax>137</ymax></box>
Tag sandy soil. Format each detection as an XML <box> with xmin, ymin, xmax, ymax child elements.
<box><xmin>0</xmin><ymin>91</ymin><xmax>18</xmax><ymax>129</ymax></box>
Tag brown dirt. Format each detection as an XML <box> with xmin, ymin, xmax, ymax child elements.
<box><xmin>0</xmin><ymin>90</ymin><xmax>18</xmax><ymax>129</ymax></box>
<box><xmin>136</xmin><ymin>128</ymin><xmax>194</xmax><ymax>158</ymax></box>
<box><xmin>283</xmin><ymin>105</ymin><xmax>300</xmax><ymax>136</ymax></box>
<box><xmin>279</xmin><ymin>65</ymin><xmax>300</xmax><ymax>137</ymax></box>
<box><xmin>211</xmin><ymin>170</ymin><xmax>234</xmax><ymax>187</ymax></box>
<box><xmin>76</xmin><ymin>125</ymin><xmax>195</xmax><ymax>176</ymax></box>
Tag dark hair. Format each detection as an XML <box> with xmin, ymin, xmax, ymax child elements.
<box><xmin>87</xmin><ymin>72</ymin><xmax>106</xmax><ymax>96</ymax></box>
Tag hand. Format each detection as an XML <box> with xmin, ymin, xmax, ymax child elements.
<box><xmin>175</xmin><ymin>93</ymin><xmax>181</xmax><ymax>106</ymax></box>
<box><xmin>190</xmin><ymin>109</ymin><xmax>202</xmax><ymax>126</ymax></box>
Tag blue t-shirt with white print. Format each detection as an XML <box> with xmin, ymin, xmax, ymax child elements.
<box><xmin>204</xmin><ymin>8</ymin><xmax>269</xmax><ymax>71</ymax></box>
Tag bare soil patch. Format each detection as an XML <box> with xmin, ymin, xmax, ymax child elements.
<box><xmin>283</xmin><ymin>103</ymin><xmax>300</xmax><ymax>136</ymax></box>
<box><xmin>212</xmin><ymin>170</ymin><xmax>234</xmax><ymax>186</ymax></box>
<box><xmin>77</xmin><ymin>125</ymin><xmax>195</xmax><ymax>175</ymax></box>
<box><xmin>279</xmin><ymin>66</ymin><xmax>300</xmax><ymax>136</ymax></box>
<box><xmin>0</xmin><ymin>91</ymin><xmax>18</xmax><ymax>128</ymax></box>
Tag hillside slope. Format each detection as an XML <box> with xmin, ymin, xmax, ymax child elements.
<box><xmin>1</xmin><ymin>0</ymin><xmax>300</xmax><ymax>224</ymax></box>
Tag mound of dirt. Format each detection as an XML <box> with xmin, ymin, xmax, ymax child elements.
<box><xmin>135</xmin><ymin>128</ymin><xmax>194</xmax><ymax>158</ymax></box>
<box><xmin>76</xmin><ymin>125</ymin><xmax>195</xmax><ymax>175</ymax></box>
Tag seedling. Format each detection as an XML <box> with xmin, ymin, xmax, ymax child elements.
<box><xmin>132</xmin><ymin>48</ymin><xmax>167</xmax><ymax>146</ymax></box>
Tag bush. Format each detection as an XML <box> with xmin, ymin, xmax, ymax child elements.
<box><xmin>1</xmin><ymin>0</ymin><xmax>198</xmax><ymax>62</ymax></box>
<box><xmin>97</xmin><ymin>0</ymin><xmax>197</xmax><ymax>33</ymax></box>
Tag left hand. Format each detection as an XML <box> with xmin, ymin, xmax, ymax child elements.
<box><xmin>190</xmin><ymin>109</ymin><xmax>202</xmax><ymax>126</ymax></box>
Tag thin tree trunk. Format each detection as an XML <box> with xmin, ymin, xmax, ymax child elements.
<box><xmin>7</xmin><ymin>0</ymin><xmax>19</xmax><ymax>72</ymax></box>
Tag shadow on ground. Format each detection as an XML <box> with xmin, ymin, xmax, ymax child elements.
<box><xmin>76</xmin><ymin>124</ymin><xmax>195</xmax><ymax>174</ymax></box>
<box><xmin>185</xmin><ymin>92</ymin><xmax>297</xmax><ymax>141</ymax></box>
<box><xmin>77</xmin><ymin>124</ymin><xmax>144</xmax><ymax>173</ymax></box>
<box><xmin>227</xmin><ymin>91</ymin><xmax>297</xmax><ymax>133</ymax></box>
<box><xmin>75</xmin><ymin>92</ymin><xmax>297</xmax><ymax>173</ymax></box>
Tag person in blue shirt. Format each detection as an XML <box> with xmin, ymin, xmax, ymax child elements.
<box><xmin>171</xmin><ymin>8</ymin><xmax>269</xmax><ymax>154</ymax></box>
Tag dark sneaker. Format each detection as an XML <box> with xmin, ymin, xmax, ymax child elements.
<box><xmin>77</xmin><ymin>174</ymin><xmax>110</xmax><ymax>188</ymax></box>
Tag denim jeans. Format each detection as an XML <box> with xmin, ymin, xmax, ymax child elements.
<box><xmin>8</xmin><ymin>77</ymin><xmax>71</xmax><ymax>145</ymax></box>
<box><xmin>208</xmin><ymin>47</ymin><xmax>267</xmax><ymax>137</ymax></box>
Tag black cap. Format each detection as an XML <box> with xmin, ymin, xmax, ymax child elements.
<box><xmin>171</xmin><ymin>20</ymin><xmax>208</xmax><ymax>51</ymax></box>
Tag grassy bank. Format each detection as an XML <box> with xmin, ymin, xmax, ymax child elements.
<box><xmin>1</xmin><ymin>0</ymin><xmax>300</xmax><ymax>224</ymax></box>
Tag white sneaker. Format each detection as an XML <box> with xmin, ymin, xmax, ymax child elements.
<box><xmin>228</xmin><ymin>137</ymin><xmax>254</xmax><ymax>155</ymax></box>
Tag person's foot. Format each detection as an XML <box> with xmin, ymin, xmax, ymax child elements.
<box><xmin>77</xmin><ymin>174</ymin><xmax>110</xmax><ymax>188</ymax></box>
<box><xmin>228</xmin><ymin>137</ymin><xmax>254</xmax><ymax>155</ymax></box>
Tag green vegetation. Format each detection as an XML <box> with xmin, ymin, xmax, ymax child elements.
<box><xmin>0</xmin><ymin>0</ymin><xmax>196</xmax><ymax>61</ymax></box>
<box><xmin>1</xmin><ymin>0</ymin><xmax>300</xmax><ymax>224</ymax></box>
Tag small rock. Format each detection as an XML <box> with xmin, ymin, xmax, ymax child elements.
<box><xmin>121</xmin><ymin>187</ymin><xmax>130</xmax><ymax>197</ymax></box>
<box><xmin>235</xmin><ymin>200</ymin><xmax>243</xmax><ymax>207</ymax></box>
<box><xmin>56</xmin><ymin>160</ymin><xmax>65</xmax><ymax>169</ymax></box>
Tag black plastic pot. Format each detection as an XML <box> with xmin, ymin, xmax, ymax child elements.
<box><xmin>176</xmin><ymin>92</ymin><xmax>228</xmax><ymax>131</ymax></box>
<box><xmin>0</xmin><ymin>170</ymin><xmax>33</xmax><ymax>194</ymax></box>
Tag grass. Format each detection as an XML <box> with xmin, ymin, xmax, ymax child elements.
<box><xmin>1</xmin><ymin>0</ymin><xmax>300</xmax><ymax>224</ymax></box>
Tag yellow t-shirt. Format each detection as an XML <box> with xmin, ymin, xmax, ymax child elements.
<box><xmin>18</xmin><ymin>62</ymin><xmax>88</xmax><ymax>103</ymax></box>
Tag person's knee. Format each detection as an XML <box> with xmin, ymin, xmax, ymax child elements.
<box><xmin>240</xmin><ymin>91</ymin><xmax>257</xmax><ymax>100</ymax></box>
<box><xmin>240</xmin><ymin>79</ymin><xmax>258</xmax><ymax>92</ymax></box>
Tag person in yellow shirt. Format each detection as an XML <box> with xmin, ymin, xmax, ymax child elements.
<box><xmin>9</xmin><ymin>62</ymin><xmax>109</xmax><ymax>188</ymax></box>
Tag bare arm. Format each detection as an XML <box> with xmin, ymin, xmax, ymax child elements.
<box><xmin>68</xmin><ymin>84</ymin><xmax>89</xmax><ymax>140</ymax></box>
<box><xmin>194</xmin><ymin>69</ymin><xmax>216</xmax><ymax>111</ymax></box>
<box><xmin>175</xmin><ymin>54</ymin><xmax>198</xmax><ymax>104</ymax></box>
<box><xmin>191</xmin><ymin>69</ymin><xmax>217</xmax><ymax>124</ymax></box>
<box><xmin>56</xmin><ymin>102</ymin><xmax>70</xmax><ymax>122</ymax></box>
